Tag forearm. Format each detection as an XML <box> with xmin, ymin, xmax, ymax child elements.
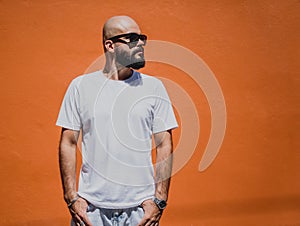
<box><xmin>58</xmin><ymin>129</ymin><xmax>79</xmax><ymax>203</ymax></box>
<box><xmin>155</xmin><ymin>139</ymin><xmax>173</xmax><ymax>201</ymax></box>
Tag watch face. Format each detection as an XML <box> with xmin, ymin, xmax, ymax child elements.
<box><xmin>154</xmin><ymin>198</ymin><xmax>167</xmax><ymax>210</ymax></box>
<box><xmin>158</xmin><ymin>200</ymin><xmax>167</xmax><ymax>209</ymax></box>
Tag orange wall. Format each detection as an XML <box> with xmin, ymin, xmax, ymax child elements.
<box><xmin>1</xmin><ymin>1</ymin><xmax>299</xmax><ymax>225</ymax></box>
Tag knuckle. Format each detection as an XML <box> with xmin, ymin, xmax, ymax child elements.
<box><xmin>144</xmin><ymin>215</ymin><xmax>151</xmax><ymax>220</ymax></box>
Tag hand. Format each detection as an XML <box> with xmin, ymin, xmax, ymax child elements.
<box><xmin>69</xmin><ymin>197</ymin><xmax>92</xmax><ymax>226</ymax></box>
<box><xmin>138</xmin><ymin>199</ymin><xmax>162</xmax><ymax>226</ymax></box>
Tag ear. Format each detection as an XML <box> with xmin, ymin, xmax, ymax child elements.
<box><xmin>104</xmin><ymin>40</ymin><xmax>114</xmax><ymax>53</ymax></box>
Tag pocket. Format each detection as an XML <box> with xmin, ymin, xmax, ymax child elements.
<box><xmin>86</xmin><ymin>203</ymin><xmax>96</xmax><ymax>212</ymax></box>
<box><xmin>86</xmin><ymin>203</ymin><xmax>100</xmax><ymax>223</ymax></box>
<box><xmin>137</xmin><ymin>206</ymin><xmax>145</xmax><ymax>218</ymax></box>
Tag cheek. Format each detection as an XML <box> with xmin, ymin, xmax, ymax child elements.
<box><xmin>117</xmin><ymin>48</ymin><xmax>131</xmax><ymax>59</ymax></box>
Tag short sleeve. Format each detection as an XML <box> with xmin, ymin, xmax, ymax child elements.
<box><xmin>152</xmin><ymin>81</ymin><xmax>178</xmax><ymax>134</ymax></box>
<box><xmin>56</xmin><ymin>79</ymin><xmax>82</xmax><ymax>131</ymax></box>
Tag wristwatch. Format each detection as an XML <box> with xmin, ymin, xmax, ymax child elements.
<box><xmin>153</xmin><ymin>197</ymin><xmax>167</xmax><ymax>210</ymax></box>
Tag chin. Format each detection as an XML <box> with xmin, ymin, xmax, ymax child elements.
<box><xmin>128</xmin><ymin>61</ymin><xmax>146</xmax><ymax>70</ymax></box>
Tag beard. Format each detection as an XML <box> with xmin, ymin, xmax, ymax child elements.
<box><xmin>127</xmin><ymin>60</ymin><xmax>145</xmax><ymax>69</ymax></box>
<box><xmin>115</xmin><ymin>47</ymin><xmax>145</xmax><ymax>69</ymax></box>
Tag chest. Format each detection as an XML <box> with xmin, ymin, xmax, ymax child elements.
<box><xmin>79</xmin><ymin>83</ymin><xmax>156</xmax><ymax>129</ymax></box>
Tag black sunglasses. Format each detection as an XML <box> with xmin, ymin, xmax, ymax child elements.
<box><xmin>108</xmin><ymin>33</ymin><xmax>147</xmax><ymax>47</ymax></box>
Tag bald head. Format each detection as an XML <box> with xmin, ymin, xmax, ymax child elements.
<box><xmin>103</xmin><ymin>16</ymin><xmax>141</xmax><ymax>42</ymax></box>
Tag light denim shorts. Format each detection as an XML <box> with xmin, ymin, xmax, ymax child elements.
<box><xmin>71</xmin><ymin>203</ymin><xmax>144</xmax><ymax>226</ymax></box>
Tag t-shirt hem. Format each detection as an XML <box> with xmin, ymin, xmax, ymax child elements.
<box><xmin>153</xmin><ymin>124</ymin><xmax>178</xmax><ymax>134</ymax></box>
<box><xmin>56</xmin><ymin>120</ymin><xmax>81</xmax><ymax>131</ymax></box>
<box><xmin>78</xmin><ymin>192</ymin><xmax>154</xmax><ymax>209</ymax></box>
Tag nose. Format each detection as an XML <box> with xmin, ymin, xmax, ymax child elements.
<box><xmin>137</xmin><ymin>37</ymin><xmax>146</xmax><ymax>46</ymax></box>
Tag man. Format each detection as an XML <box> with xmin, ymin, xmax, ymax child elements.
<box><xmin>57</xmin><ymin>15</ymin><xmax>178</xmax><ymax>226</ymax></box>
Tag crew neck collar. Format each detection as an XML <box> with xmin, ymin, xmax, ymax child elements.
<box><xmin>100</xmin><ymin>70</ymin><xmax>137</xmax><ymax>84</ymax></box>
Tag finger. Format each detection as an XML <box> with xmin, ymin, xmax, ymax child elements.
<box><xmin>145</xmin><ymin>218</ymin><xmax>156</xmax><ymax>226</ymax></box>
<box><xmin>143</xmin><ymin>214</ymin><xmax>159</xmax><ymax>226</ymax></box>
<box><xmin>73</xmin><ymin>206</ymin><xmax>92</xmax><ymax>226</ymax></box>
<box><xmin>72</xmin><ymin>216</ymin><xmax>80</xmax><ymax>226</ymax></box>
<box><xmin>74</xmin><ymin>218</ymin><xmax>85</xmax><ymax>226</ymax></box>
<box><xmin>72</xmin><ymin>213</ymin><xmax>90</xmax><ymax>226</ymax></box>
<box><xmin>73</xmin><ymin>214</ymin><xmax>84</xmax><ymax>226</ymax></box>
<box><xmin>71</xmin><ymin>201</ymin><xmax>92</xmax><ymax>226</ymax></box>
<box><xmin>75</xmin><ymin>221</ymin><xmax>84</xmax><ymax>226</ymax></box>
<box><xmin>71</xmin><ymin>217</ymin><xmax>78</xmax><ymax>226</ymax></box>
<box><xmin>138</xmin><ymin>216</ymin><xmax>149</xmax><ymax>226</ymax></box>
<box><xmin>147</xmin><ymin>222</ymin><xmax>156</xmax><ymax>226</ymax></box>
<box><xmin>80</xmin><ymin>213</ymin><xmax>93</xmax><ymax>226</ymax></box>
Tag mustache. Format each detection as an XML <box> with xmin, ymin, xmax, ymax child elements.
<box><xmin>132</xmin><ymin>47</ymin><xmax>144</xmax><ymax>55</ymax></box>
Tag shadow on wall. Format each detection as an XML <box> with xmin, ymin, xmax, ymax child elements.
<box><xmin>3</xmin><ymin>217</ymin><xmax>69</xmax><ymax>226</ymax></box>
<box><xmin>168</xmin><ymin>194</ymin><xmax>300</xmax><ymax>220</ymax></box>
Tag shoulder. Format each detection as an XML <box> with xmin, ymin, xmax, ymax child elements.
<box><xmin>69</xmin><ymin>70</ymin><xmax>103</xmax><ymax>89</ymax></box>
<box><xmin>138</xmin><ymin>72</ymin><xmax>164</xmax><ymax>87</ymax></box>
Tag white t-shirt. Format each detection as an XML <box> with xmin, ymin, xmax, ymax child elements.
<box><xmin>56</xmin><ymin>70</ymin><xmax>178</xmax><ymax>208</ymax></box>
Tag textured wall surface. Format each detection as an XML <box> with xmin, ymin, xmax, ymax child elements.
<box><xmin>0</xmin><ymin>0</ymin><xmax>299</xmax><ymax>225</ymax></box>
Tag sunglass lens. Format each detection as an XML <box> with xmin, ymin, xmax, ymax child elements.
<box><xmin>128</xmin><ymin>34</ymin><xmax>147</xmax><ymax>43</ymax></box>
<box><xmin>128</xmin><ymin>34</ymin><xmax>139</xmax><ymax>42</ymax></box>
<box><xmin>140</xmin><ymin>35</ymin><xmax>147</xmax><ymax>42</ymax></box>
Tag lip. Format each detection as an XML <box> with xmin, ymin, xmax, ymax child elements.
<box><xmin>135</xmin><ymin>51</ymin><xmax>144</xmax><ymax>58</ymax></box>
<box><xmin>134</xmin><ymin>47</ymin><xmax>144</xmax><ymax>55</ymax></box>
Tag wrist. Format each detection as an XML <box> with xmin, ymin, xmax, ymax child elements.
<box><xmin>154</xmin><ymin>189</ymin><xmax>168</xmax><ymax>201</ymax></box>
<box><xmin>64</xmin><ymin>192</ymin><xmax>78</xmax><ymax>204</ymax></box>
<box><xmin>66</xmin><ymin>195</ymin><xmax>80</xmax><ymax>208</ymax></box>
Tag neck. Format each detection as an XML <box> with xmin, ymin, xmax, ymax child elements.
<box><xmin>103</xmin><ymin>60</ymin><xmax>133</xmax><ymax>81</ymax></box>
